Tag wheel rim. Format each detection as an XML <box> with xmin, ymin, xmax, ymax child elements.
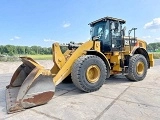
<box><xmin>136</xmin><ymin>61</ymin><xmax>144</xmax><ymax>75</ymax></box>
<box><xmin>86</xmin><ymin>65</ymin><xmax>100</xmax><ymax>83</ymax></box>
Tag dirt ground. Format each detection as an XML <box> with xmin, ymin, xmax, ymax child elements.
<box><xmin>0</xmin><ymin>60</ymin><xmax>160</xmax><ymax>120</ymax></box>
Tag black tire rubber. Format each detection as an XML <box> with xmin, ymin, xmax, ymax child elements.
<box><xmin>125</xmin><ymin>54</ymin><xmax>148</xmax><ymax>81</ymax></box>
<box><xmin>71</xmin><ymin>55</ymin><xmax>107</xmax><ymax>92</ymax></box>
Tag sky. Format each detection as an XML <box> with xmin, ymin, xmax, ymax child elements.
<box><xmin>0</xmin><ymin>0</ymin><xmax>160</xmax><ymax>47</ymax></box>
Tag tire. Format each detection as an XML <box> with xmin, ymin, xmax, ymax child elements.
<box><xmin>125</xmin><ymin>54</ymin><xmax>148</xmax><ymax>81</ymax></box>
<box><xmin>71</xmin><ymin>55</ymin><xmax>107</xmax><ymax>92</ymax></box>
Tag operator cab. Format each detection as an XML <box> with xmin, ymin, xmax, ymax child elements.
<box><xmin>89</xmin><ymin>16</ymin><xmax>126</xmax><ymax>52</ymax></box>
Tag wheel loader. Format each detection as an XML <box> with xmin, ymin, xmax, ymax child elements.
<box><xmin>5</xmin><ymin>16</ymin><xmax>154</xmax><ymax>113</ymax></box>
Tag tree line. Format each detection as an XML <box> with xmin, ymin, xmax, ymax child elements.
<box><xmin>0</xmin><ymin>42</ymin><xmax>160</xmax><ymax>56</ymax></box>
<box><xmin>147</xmin><ymin>42</ymin><xmax>160</xmax><ymax>52</ymax></box>
<box><xmin>0</xmin><ymin>45</ymin><xmax>67</xmax><ymax>56</ymax></box>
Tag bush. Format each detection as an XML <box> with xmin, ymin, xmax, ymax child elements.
<box><xmin>0</xmin><ymin>55</ymin><xmax>8</xmax><ymax>61</ymax></box>
<box><xmin>7</xmin><ymin>56</ymin><xmax>20</xmax><ymax>61</ymax></box>
<box><xmin>0</xmin><ymin>54</ymin><xmax>20</xmax><ymax>61</ymax></box>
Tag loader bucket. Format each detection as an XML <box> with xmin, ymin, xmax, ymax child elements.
<box><xmin>6</xmin><ymin>57</ymin><xmax>55</xmax><ymax>113</ymax></box>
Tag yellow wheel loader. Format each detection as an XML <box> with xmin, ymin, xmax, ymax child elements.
<box><xmin>5</xmin><ymin>16</ymin><xmax>154</xmax><ymax>113</ymax></box>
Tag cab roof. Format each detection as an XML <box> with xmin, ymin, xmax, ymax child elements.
<box><xmin>89</xmin><ymin>16</ymin><xmax>126</xmax><ymax>26</ymax></box>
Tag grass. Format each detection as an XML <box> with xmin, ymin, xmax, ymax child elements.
<box><xmin>151</xmin><ymin>52</ymin><xmax>160</xmax><ymax>59</ymax></box>
<box><xmin>25</xmin><ymin>53</ymin><xmax>160</xmax><ymax>60</ymax></box>
<box><xmin>26</xmin><ymin>53</ymin><xmax>160</xmax><ymax>60</ymax></box>
<box><xmin>21</xmin><ymin>54</ymin><xmax>53</xmax><ymax>60</ymax></box>
<box><xmin>0</xmin><ymin>54</ymin><xmax>53</xmax><ymax>61</ymax></box>
<box><xmin>1</xmin><ymin>52</ymin><xmax>160</xmax><ymax>62</ymax></box>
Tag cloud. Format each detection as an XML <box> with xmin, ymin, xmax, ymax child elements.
<box><xmin>141</xmin><ymin>36</ymin><xmax>160</xmax><ymax>43</ymax></box>
<box><xmin>14</xmin><ymin>36</ymin><xmax>21</xmax><ymax>39</ymax></box>
<box><xmin>44</xmin><ymin>39</ymin><xmax>59</xmax><ymax>42</ymax></box>
<box><xmin>63</xmin><ymin>22</ymin><xmax>71</xmax><ymax>28</ymax></box>
<box><xmin>10</xmin><ymin>38</ymin><xmax>14</xmax><ymax>41</ymax></box>
<box><xmin>141</xmin><ymin>35</ymin><xmax>153</xmax><ymax>43</ymax></box>
<box><xmin>155</xmin><ymin>37</ymin><xmax>160</xmax><ymax>41</ymax></box>
<box><xmin>144</xmin><ymin>18</ymin><xmax>160</xmax><ymax>30</ymax></box>
<box><xmin>142</xmin><ymin>35</ymin><xmax>151</xmax><ymax>39</ymax></box>
<box><xmin>10</xmin><ymin>36</ymin><xmax>21</xmax><ymax>41</ymax></box>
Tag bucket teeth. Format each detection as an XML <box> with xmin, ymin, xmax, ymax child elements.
<box><xmin>6</xmin><ymin>87</ymin><xmax>24</xmax><ymax>113</ymax></box>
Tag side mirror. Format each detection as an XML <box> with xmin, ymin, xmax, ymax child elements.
<box><xmin>92</xmin><ymin>36</ymin><xmax>100</xmax><ymax>41</ymax></box>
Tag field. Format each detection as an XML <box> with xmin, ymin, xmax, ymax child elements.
<box><xmin>150</xmin><ymin>52</ymin><xmax>160</xmax><ymax>59</ymax></box>
<box><xmin>23</xmin><ymin>54</ymin><xmax>53</xmax><ymax>60</ymax></box>
<box><xmin>18</xmin><ymin>52</ymin><xmax>160</xmax><ymax>60</ymax></box>
<box><xmin>0</xmin><ymin>52</ymin><xmax>160</xmax><ymax>62</ymax></box>
<box><xmin>0</xmin><ymin>54</ymin><xmax>52</xmax><ymax>61</ymax></box>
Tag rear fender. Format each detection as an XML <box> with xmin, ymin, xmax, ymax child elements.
<box><xmin>130</xmin><ymin>47</ymin><xmax>153</xmax><ymax>68</ymax></box>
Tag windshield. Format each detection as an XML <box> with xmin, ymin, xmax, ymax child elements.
<box><xmin>91</xmin><ymin>21</ymin><xmax>109</xmax><ymax>40</ymax></box>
